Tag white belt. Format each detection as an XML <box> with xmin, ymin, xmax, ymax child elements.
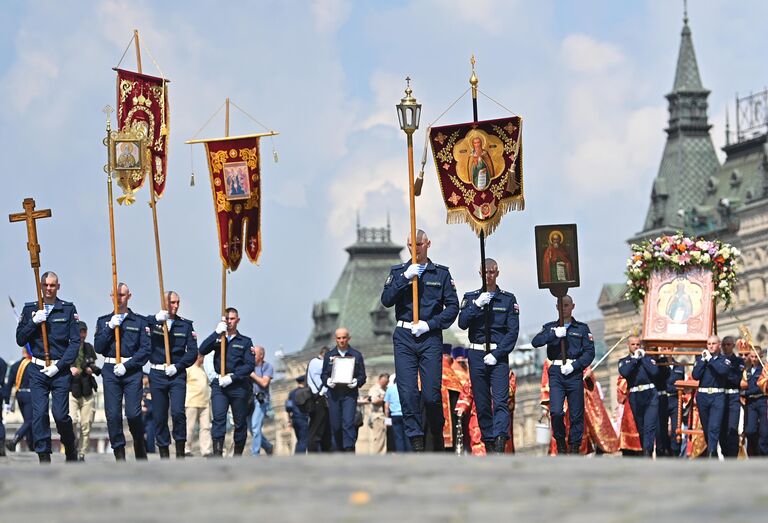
<box><xmin>103</xmin><ymin>357</ymin><xmax>132</xmax><ymax>364</ymax></box>
<box><xmin>396</xmin><ymin>321</ymin><xmax>413</xmax><ymax>329</ymax></box>
<box><xmin>629</xmin><ymin>383</ymin><xmax>655</xmax><ymax>393</ymax></box>
<box><xmin>725</xmin><ymin>389</ymin><xmax>740</xmax><ymax>394</ymax></box>
<box><xmin>658</xmin><ymin>391</ymin><xmax>669</xmax><ymax>397</ymax></box>
<box><xmin>748</xmin><ymin>394</ymin><xmax>766</xmax><ymax>399</ymax></box>
<box><xmin>551</xmin><ymin>359</ymin><xmax>574</xmax><ymax>366</ymax></box>
<box><xmin>698</xmin><ymin>387</ymin><xmax>724</xmax><ymax>394</ymax></box>
<box><xmin>17</xmin><ymin>388</ymin><xmax>30</xmax><ymax>392</ymax></box>
<box><xmin>150</xmin><ymin>363</ymin><xmax>169</xmax><ymax>371</ymax></box>
<box><xmin>31</xmin><ymin>357</ymin><xmax>58</xmax><ymax>367</ymax></box>
<box><xmin>469</xmin><ymin>343</ymin><xmax>497</xmax><ymax>351</ymax></box>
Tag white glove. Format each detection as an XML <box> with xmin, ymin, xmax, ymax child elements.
<box><xmin>474</xmin><ymin>292</ymin><xmax>493</xmax><ymax>308</ymax></box>
<box><xmin>483</xmin><ymin>353</ymin><xmax>497</xmax><ymax>366</ymax></box>
<box><xmin>108</xmin><ymin>314</ymin><xmax>125</xmax><ymax>330</ymax></box>
<box><xmin>155</xmin><ymin>310</ymin><xmax>169</xmax><ymax>322</ymax></box>
<box><xmin>215</xmin><ymin>321</ymin><xmax>227</xmax><ymax>335</ymax></box>
<box><xmin>113</xmin><ymin>363</ymin><xmax>126</xmax><ymax>377</ymax></box>
<box><xmin>40</xmin><ymin>364</ymin><xmax>59</xmax><ymax>377</ymax></box>
<box><xmin>3</xmin><ymin>403</ymin><xmax>11</xmax><ymax>414</ymax></box>
<box><xmin>701</xmin><ymin>350</ymin><xmax>712</xmax><ymax>362</ymax></box>
<box><xmin>636</xmin><ymin>348</ymin><xmax>645</xmax><ymax>358</ymax></box>
<box><xmin>218</xmin><ymin>374</ymin><xmax>233</xmax><ymax>388</ymax></box>
<box><xmin>384</xmin><ymin>418</ymin><xmax>392</xmax><ymax>427</ymax></box>
<box><xmin>554</xmin><ymin>326</ymin><xmax>567</xmax><ymax>338</ymax></box>
<box><xmin>403</xmin><ymin>264</ymin><xmax>421</xmax><ymax>280</ymax></box>
<box><xmin>561</xmin><ymin>362</ymin><xmax>574</xmax><ymax>376</ymax></box>
<box><xmin>348</xmin><ymin>378</ymin><xmax>358</xmax><ymax>389</ymax></box>
<box><xmin>326</xmin><ymin>378</ymin><xmax>336</xmax><ymax>389</ymax></box>
<box><xmin>411</xmin><ymin>320</ymin><xmax>430</xmax><ymax>337</ymax></box>
<box><xmin>164</xmin><ymin>364</ymin><xmax>177</xmax><ymax>377</ymax></box>
<box><xmin>32</xmin><ymin>309</ymin><xmax>48</xmax><ymax>324</ymax></box>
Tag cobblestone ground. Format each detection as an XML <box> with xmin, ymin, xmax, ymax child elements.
<box><xmin>1</xmin><ymin>452</ymin><xmax>767</xmax><ymax>522</ymax></box>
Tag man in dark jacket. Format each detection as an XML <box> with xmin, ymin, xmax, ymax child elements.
<box><xmin>68</xmin><ymin>321</ymin><xmax>101</xmax><ymax>461</ymax></box>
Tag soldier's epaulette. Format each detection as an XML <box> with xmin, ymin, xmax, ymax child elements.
<box><xmin>391</xmin><ymin>262</ymin><xmax>407</xmax><ymax>270</ymax></box>
<box><xmin>25</xmin><ymin>301</ymin><xmax>37</xmax><ymax>307</ymax></box>
<box><xmin>464</xmin><ymin>289</ymin><xmax>481</xmax><ymax>296</ymax></box>
<box><xmin>500</xmin><ymin>290</ymin><xmax>515</xmax><ymax>297</ymax></box>
<box><xmin>60</xmin><ymin>301</ymin><xmax>73</xmax><ymax>306</ymax></box>
<box><xmin>434</xmin><ymin>263</ymin><xmax>449</xmax><ymax>270</ymax></box>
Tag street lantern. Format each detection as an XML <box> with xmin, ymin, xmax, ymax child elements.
<box><xmin>396</xmin><ymin>77</ymin><xmax>421</xmax><ymax>134</ymax></box>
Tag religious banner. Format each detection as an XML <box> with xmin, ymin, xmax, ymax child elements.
<box><xmin>204</xmin><ymin>136</ymin><xmax>261</xmax><ymax>270</ymax></box>
<box><xmin>429</xmin><ymin>116</ymin><xmax>523</xmax><ymax>237</ymax></box>
<box><xmin>116</xmin><ymin>68</ymin><xmax>170</xmax><ymax>201</ymax></box>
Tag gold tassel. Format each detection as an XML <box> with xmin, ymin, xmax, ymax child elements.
<box><xmin>190</xmin><ymin>172</ymin><xmax>195</xmax><ymax>187</ymax></box>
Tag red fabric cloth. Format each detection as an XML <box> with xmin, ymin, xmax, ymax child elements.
<box><xmin>116</xmin><ymin>69</ymin><xmax>170</xmax><ymax>197</ymax></box>
<box><xmin>204</xmin><ymin>137</ymin><xmax>262</xmax><ymax>269</ymax></box>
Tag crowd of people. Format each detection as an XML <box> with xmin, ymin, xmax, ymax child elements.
<box><xmin>2</xmin><ymin>229</ymin><xmax>767</xmax><ymax>463</ymax></box>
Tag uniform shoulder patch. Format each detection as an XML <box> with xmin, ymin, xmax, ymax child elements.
<box><xmin>513</xmin><ymin>303</ymin><xmax>520</xmax><ymax>314</ymax></box>
<box><xmin>385</xmin><ymin>274</ymin><xmax>393</xmax><ymax>285</ymax></box>
<box><xmin>588</xmin><ymin>333</ymin><xmax>594</xmax><ymax>342</ymax></box>
<box><xmin>461</xmin><ymin>298</ymin><xmax>468</xmax><ymax>308</ymax></box>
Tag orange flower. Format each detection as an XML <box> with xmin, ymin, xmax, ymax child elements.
<box><xmin>677</xmin><ymin>244</ymin><xmax>687</xmax><ymax>252</ymax></box>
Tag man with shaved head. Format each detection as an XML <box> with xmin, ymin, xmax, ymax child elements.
<box><xmin>94</xmin><ymin>283</ymin><xmax>151</xmax><ymax>461</ymax></box>
<box><xmin>618</xmin><ymin>336</ymin><xmax>659</xmax><ymax>457</ymax></box>
<box><xmin>718</xmin><ymin>335</ymin><xmax>745</xmax><ymax>458</ymax></box>
<box><xmin>381</xmin><ymin>229</ymin><xmax>459</xmax><ymax>452</ymax></box>
<box><xmin>320</xmin><ymin>327</ymin><xmax>367</xmax><ymax>451</ymax></box>
<box><xmin>146</xmin><ymin>291</ymin><xmax>199</xmax><ymax>459</ymax></box>
<box><xmin>16</xmin><ymin>271</ymin><xmax>80</xmax><ymax>463</ymax></box>
<box><xmin>692</xmin><ymin>335</ymin><xmax>730</xmax><ymax>457</ymax></box>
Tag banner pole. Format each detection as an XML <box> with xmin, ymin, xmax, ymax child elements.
<box><xmin>220</xmin><ymin>98</ymin><xmax>230</xmax><ymax>376</ymax></box>
<box><xmin>104</xmin><ymin>109</ymin><xmax>123</xmax><ymax>363</ymax></box>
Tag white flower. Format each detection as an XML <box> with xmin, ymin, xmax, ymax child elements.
<box><xmin>719</xmin><ymin>280</ymin><xmax>728</xmax><ymax>288</ymax></box>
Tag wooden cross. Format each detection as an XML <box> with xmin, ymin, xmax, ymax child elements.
<box><xmin>9</xmin><ymin>198</ymin><xmax>52</xmax><ymax>269</ymax></box>
<box><xmin>9</xmin><ymin>197</ymin><xmax>52</xmax><ymax>364</ymax></box>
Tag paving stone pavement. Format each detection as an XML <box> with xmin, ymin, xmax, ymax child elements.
<box><xmin>1</xmin><ymin>452</ymin><xmax>767</xmax><ymax>523</ymax></box>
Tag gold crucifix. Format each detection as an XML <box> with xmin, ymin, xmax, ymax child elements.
<box><xmin>9</xmin><ymin>197</ymin><xmax>53</xmax><ymax>364</ymax></box>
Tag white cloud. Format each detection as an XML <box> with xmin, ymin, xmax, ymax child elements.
<box><xmin>0</xmin><ymin>49</ymin><xmax>59</xmax><ymax>113</ymax></box>
<box><xmin>562</xmin><ymin>34</ymin><xmax>625</xmax><ymax>74</ymax></box>
<box><xmin>310</xmin><ymin>0</ymin><xmax>353</xmax><ymax>34</ymax></box>
<box><xmin>360</xmin><ymin>70</ymin><xmax>404</xmax><ymax>131</ymax></box>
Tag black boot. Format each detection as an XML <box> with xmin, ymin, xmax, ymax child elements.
<box><xmin>114</xmin><ymin>447</ymin><xmax>126</xmax><ymax>461</ymax></box>
<box><xmin>555</xmin><ymin>438</ymin><xmax>567</xmax><ymax>454</ymax></box>
<box><xmin>0</xmin><ymin>439</ymin><xmax>5</xmax><ymax>457</ymax></box>
<box><xmin>212</xmin><ymin>439</ymin><xmax>224</xmax><ymax>457</ymax></box>
<box><xmin>133</xmin><ymin>438</ymin><xmax>148</xmax><ymax>461</ymax></box>
<box><xmin>410</xmin><ymin>436</ymin><xmax>425</xmax><ymax>452</ymax></box>
<box><xmin>64</xmin><ymin>446</ymin><xmax>79</xmax><ymax>462</ymax></box>
<box><xmin>568</xmin><ymin>445</ymin><xmax>581</xmax><ymax>455</ymax></box>
<box><xmin>493</xmin><ymin>435</ymin><xmax>507</xmax><ymax>454</ymax></box>
<box><xmin>5</xmin><ymin>439</ymin><xmax>16</xmax><ymax>453</ymax></box>
<box><xmin>233</xmin><ymin>441</ymin><xmax>245</xmax><ymax>457</ymax></box>
<box><xmin>484</xmin><ymin>441</ymin><xmax>494</xmax><ymax>454</ymax></box>
<box><xmin>38</xmin><ymin>452</ymin><xmax>51</xmax><ymax>464</ymax></box>
<box><xmin>175</xmin><ymin>441</ymin><xmax>186</xmax><ymax>459</ymax></box>
<box><xmin>158</xmin><ymin>446</ymin><xmax>170</xmax><ymax>459</ymax></box>
<box><xmin>643</xmin><ymin>448</ymin><xmax>653</xmax><ymax>458</ymax></box>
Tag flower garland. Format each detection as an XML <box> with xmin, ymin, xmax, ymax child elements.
<box><xmin>625</xmin><ymin>233</ymin><xmax>740</xmax><ymax>308</ymax></box>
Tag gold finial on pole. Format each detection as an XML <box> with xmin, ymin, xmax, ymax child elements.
<box><xmin>470</xmin><ymin>55</ymin><xmax>479</xmax><ymax>98</ymax></box>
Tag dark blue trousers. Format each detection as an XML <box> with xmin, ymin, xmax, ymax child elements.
<box><xmin>143</xmin><ymin>414</ymin><xmax>156</xmax><ymax>453</ymax></box>
<box><xmin>696</xmin><ymin>392</ymin><xmax>725</xmax><ymax>456</ymax></box>
<box><xmin>391</xmin><ymin>416</ymin><xmax>411</xmax><ymax>451</ymax></box>
<box><xmin>13</xmin><ymin>391</ymin><xmax>34</xmax><ymax>448</ymax></box>
<box><xmin>548</xmin><ymin>367</ymin><xmax>584</xmax><ymax>448</ymax></box>
<box><xmin>629</xmin><ymin>388</ymin><xmax>658</xmax><ymax>453</ymax></box>
<box><xmin>211</xmin><ymin>382</ymin><xmax>249</xmax><ymax>444</ymax></box>
<box><xmin>29</xmin><ymin>365</ymin><xmax>75</xmax><ymax>453</ymax></box>
<box><xmin>293</xmin><ymin>418</ymin><xmax>309</xmax><ymax>453</ymax></box>
<box><xmin>667</xmin><ymin>396</ymin><xmax>681</xmax><ymax>456</ymax></box>
<box><xmin>719</xmin><ymin>393</ymin><xmax>741</xmax><ymax>457</ymax></box>
<box><xmin>656</xmin><ymin>393</ymin><xmax>670</xmax><ymax>454</ymax></box>
<box><xmin>102</xmin><ymin>366</ymin><xmax>144</xmax><ymax>449</ymax></box>
<box><xmin>393</xmin><ymin>329</ymin><xmax>443</xmax><ymax>440</ymax></box>
<box><xmin>0</xmin><ymin>399</ymin><xmax>4</xmax><ymax>440</ymax></box>
<box><xmin>149</xmin><ymin>370</ymin><xmax>187</xmax><ymax>447</ymax></box>
<box><xmin>745</xmin><ymin>398</ymin><xmax>768</xmax><ymax>456</ymax></box>
<box><xmin>467</xmin><ymin>350</ymin><xmax>510</xmax><ymax>441</ymax></box>
<box><xmin>327</xmin><ymin>389</ymin><xmax>358</xmax><ymax>450</ymax></box>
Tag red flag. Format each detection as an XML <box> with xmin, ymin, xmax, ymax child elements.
<box><xmin>429</xmin><ymin>116</ymin><xmax>523</xmax><ymax>237</ymax></box>
<box><xmin>116</xmin><ymin>69</ymin><xmax>170</xmax><ymax>198</ymax></box>
<box><xmin>204</xmin><ymin>136</ymin><xmax>261</xmax><ymax>270</ymax></box>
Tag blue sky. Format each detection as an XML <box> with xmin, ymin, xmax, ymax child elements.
<box><xmin>2</xmin><ymin>0</ymin><xmax>767</xmax><ymax>365</ymax></box>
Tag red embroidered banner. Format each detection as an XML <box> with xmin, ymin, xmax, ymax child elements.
<box><xmin>204</xmin><ymin>137</ymin><xmax>261</xmax><ymax>270</ymax></box>
<box><xmin>116</xmin><ymin>69</ymin><xmax>170</xmax><ymax>198</ymax></box>
<box><xmin>429</xmin><ymin>116</ymin><xmax>523</xmax><ymax>237</ymax></box>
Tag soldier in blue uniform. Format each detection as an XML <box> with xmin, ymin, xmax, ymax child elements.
<box><xmin>15</xmin><ymin>271</ymin><xmax>80</xmax><ymax>463</ymax></box>
<box><xmin>3</xmin><ymin>348</ymin><xmax>35</xmax><ymax>453</ymax></box>
<box><xmin>198</xmin><ymin>307</ymin><xmax>255</xmax><ymax>457</ymax></box>
<box><xmin>0</xmin><ymin>355</ymin><xmax>6</xmax><ymax>456</ymax></box>
<box><xmin>691</xmin><ymin>335</ymin><xmax>731</xmax><ymax>458</ymax></box>
<box><xmin>618</xmin><ymin>336</ymin><xmax>659</xmax><ymax>457</ymax></box>
<box><xmin>457</xmin><ymin>258</ymin><xmax>520</xmax><ymax>453</ymax></box>
<box><xmin>94</xmin><ymin>282</ymin><xmax>151</xmax><ymax>461</ymax></box>
<box><xmin>531</xmin><ymin>295</ymin><xmax>595</xmax><ymax>454</ymax></box>
<box><xmin>380</xmin><ymin>229</ymin><xmax>459</xmax><ymax>452</ymax></box>
<box><xmin>654</xmin><ymin>349</ymin><xmax>685</xmax><ymax>457</ymax></box>
<box><xmin>742</xmin><ymin>348</ymin><xmax>768</xmax><ymax>456</ymax></box>
<box><xmin>718</xmin><ymin>336</ymin><xmax>744</xmax><ymax>458</ymax></box>
<box><xmin>147</xmin><ymin>291</ymin><xmax>198</xmax><ymax>459</ymax></box>
<box><xmin>320</xmin><ymin>327</ymin><xmax>367</xmax><ymax>452</ymax></box>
